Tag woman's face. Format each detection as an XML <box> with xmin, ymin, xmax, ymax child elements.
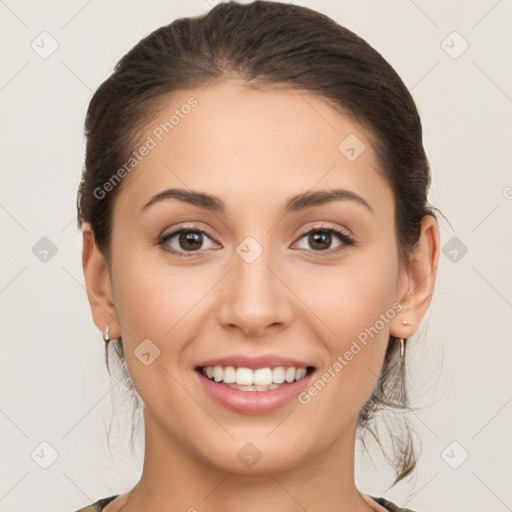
<box><xmin>93</xmin><ymin>79</ymin><xmax>417</xmax><ymax>473</ymax></box>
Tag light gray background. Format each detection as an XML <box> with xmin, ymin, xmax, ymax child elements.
<box><xmin>1</xmin><ymin>1</ymin><xmax>511</xmax><ymax>511</ymax></box>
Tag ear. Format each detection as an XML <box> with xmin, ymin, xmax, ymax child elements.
<box><xmin>81</xmin><ymin>222</ymin><xmax>120</xmax><ymax>338</ymax></box>
<box><xmin>390</xmin><ymin>214</ymin><xmax>440</xmax><ymax>339</ymax></box>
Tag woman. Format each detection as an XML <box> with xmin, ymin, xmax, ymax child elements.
<box><xmin>75</xmin><ymin>1</ymin><xmax>440</xmax><ymax>511</ymax></box>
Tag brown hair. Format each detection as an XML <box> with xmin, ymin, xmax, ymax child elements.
<box><xmin>77</xmin><ymin>0</ymin><xmax>440</xmax><ymax>486</ymax></box>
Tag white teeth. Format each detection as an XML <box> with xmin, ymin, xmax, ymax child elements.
<box><xmin>253</xmin><ymin>368</ymin><xmax>273</xmax><ymax>385</ymax></box>
<box><xmin>213</xmin><ymin>366</ymin><xmax>223</xmax><ymax>383</ymax></box>
<box><xmin>296</xmin><ymin>368</ymin><xmax>307</xmax><ymax>380</ymax></box>
<box><xmin>222</xmin><ymin>366</ymin><xmax>236</xmax><ymax>383</ymax></box>
<box><xmin>201</xmin><ymin>365</ymin><xmax>310</xmax><ymax>387</ymax></box>
<box><xmin>236</xmin><ymin>367</ymin><xmax>254</xmax><ymax>385</ymax></box>
<box><xmin>272</xmin><ymin>367</ymin><xmax>285</xmax><ymax>383</ymax></box>
<box><xmin>285</xmin><ymin>367</ymin><xmax>295</xmax><ymax>383</ymax></box>
<box><xmin>227</xmin><ymin>383</ymin><xmax>281</xmax><ymax>391</ymax></box>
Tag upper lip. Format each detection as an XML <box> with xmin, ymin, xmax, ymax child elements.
<box><xmin>195</xmin><ymin>354</ymin><xmax>315</xmax><ymax>370</ymax></box>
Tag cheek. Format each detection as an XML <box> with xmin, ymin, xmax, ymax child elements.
<box><xmin>297</xmin><ymin>250</ymin><xmax>399</xmax><ymax>403</ymax></box>
<box><xmin>110</xmin><ymin>258</ymin><xmax>206</xmax><ymax>408</ymax></box>
<box><xmin>112</xmin><ymin>248</ymin><xmax>213</xmax><ymax>342</ymax></box>
<box><xmin>301</xmin><ymin>247</ymin><xmax>399</xmax><ymax>337</ymax></box>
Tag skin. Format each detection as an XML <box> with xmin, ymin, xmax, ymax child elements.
<box><xmin>82</xmin><ymin>78</ymin><xmax>439</xmax><ymax>512</ymax></box>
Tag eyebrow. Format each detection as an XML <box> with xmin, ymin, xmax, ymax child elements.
<box><xmin>140</xmin><ymin>188</ymin><xmax>374</xmax><ymax>215</ymax></box>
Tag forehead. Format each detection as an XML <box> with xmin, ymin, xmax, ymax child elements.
<box><xmin>113</xmin><ymin>78</ymin><xmax>392</xmax><ymax>219</ymax></box>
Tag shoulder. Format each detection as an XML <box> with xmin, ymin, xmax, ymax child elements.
<box><xmin>73</xmin><ymin>495</ymin><xmax>119</xmax><ymax>512</ymax></box>
<box><xmin>370</xmin><ymin>496</ymin><xmax>419</xmax><ymax>512</ymax></box>
<box><xmin>74</xmin><ymin>494</ymin><xmax>417</xmax><ymax>512</ymax></box>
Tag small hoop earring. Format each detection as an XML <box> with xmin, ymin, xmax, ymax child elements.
<box><xmin>103</xmin><ymin>325</ymin><xmax>110</xmax><ymax>343</ymax></box>
<box><xmin>400</xmin><ymin>337</ymin><xmax>406</xmax><ymax>359</ymax></box>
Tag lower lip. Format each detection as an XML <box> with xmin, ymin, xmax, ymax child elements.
<box><xmin>194</xmin><ymin>369</ymin><xmax>315</xmax><ymax>414</ymax></box>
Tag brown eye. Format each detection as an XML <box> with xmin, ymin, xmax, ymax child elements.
<box><xmin>159</xmin><ymin>226</ymin><xmax>218</xmax><ymax>256</ymax></box>
<box><xmin>178</xmin><ymin>230</ymin><xmax>204</xmax><ymax>251</ymax></box>
<box><xmin>308</xmin><ymin>231</ymin><xmax>332</xmax><ymax>251</ymax></box>
<box><xmin>294</xmin><ymin>227</ymin><xmax>353</xmax><ymax>254</ymax></box>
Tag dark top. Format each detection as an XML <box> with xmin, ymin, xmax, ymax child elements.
<box><xmin>74</xmin><ymin>494</ymin><xmax>418</xmax><ymax>511</ymax></box>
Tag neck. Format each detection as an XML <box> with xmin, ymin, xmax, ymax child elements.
<box><xmin>119</xmin><ymin>408</ymin><xmax>379</xmax><ymax>512</ymax></box>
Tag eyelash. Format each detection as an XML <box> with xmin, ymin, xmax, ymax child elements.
<box><xmin>157</xmin><ymin>224</ymin><xmax>354</xmax><ymax>258</ymax></box>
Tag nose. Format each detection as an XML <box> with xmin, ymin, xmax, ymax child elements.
<box><xmin>216</xmin><ymin>245</ymin><xmax>294</xmax><ymax>339</ymax></box>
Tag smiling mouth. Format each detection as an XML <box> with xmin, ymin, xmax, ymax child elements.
<box><xmin>196</xmin><ymin>365</ymin><xmax>316</xmax><ymax>392</ymax></box>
